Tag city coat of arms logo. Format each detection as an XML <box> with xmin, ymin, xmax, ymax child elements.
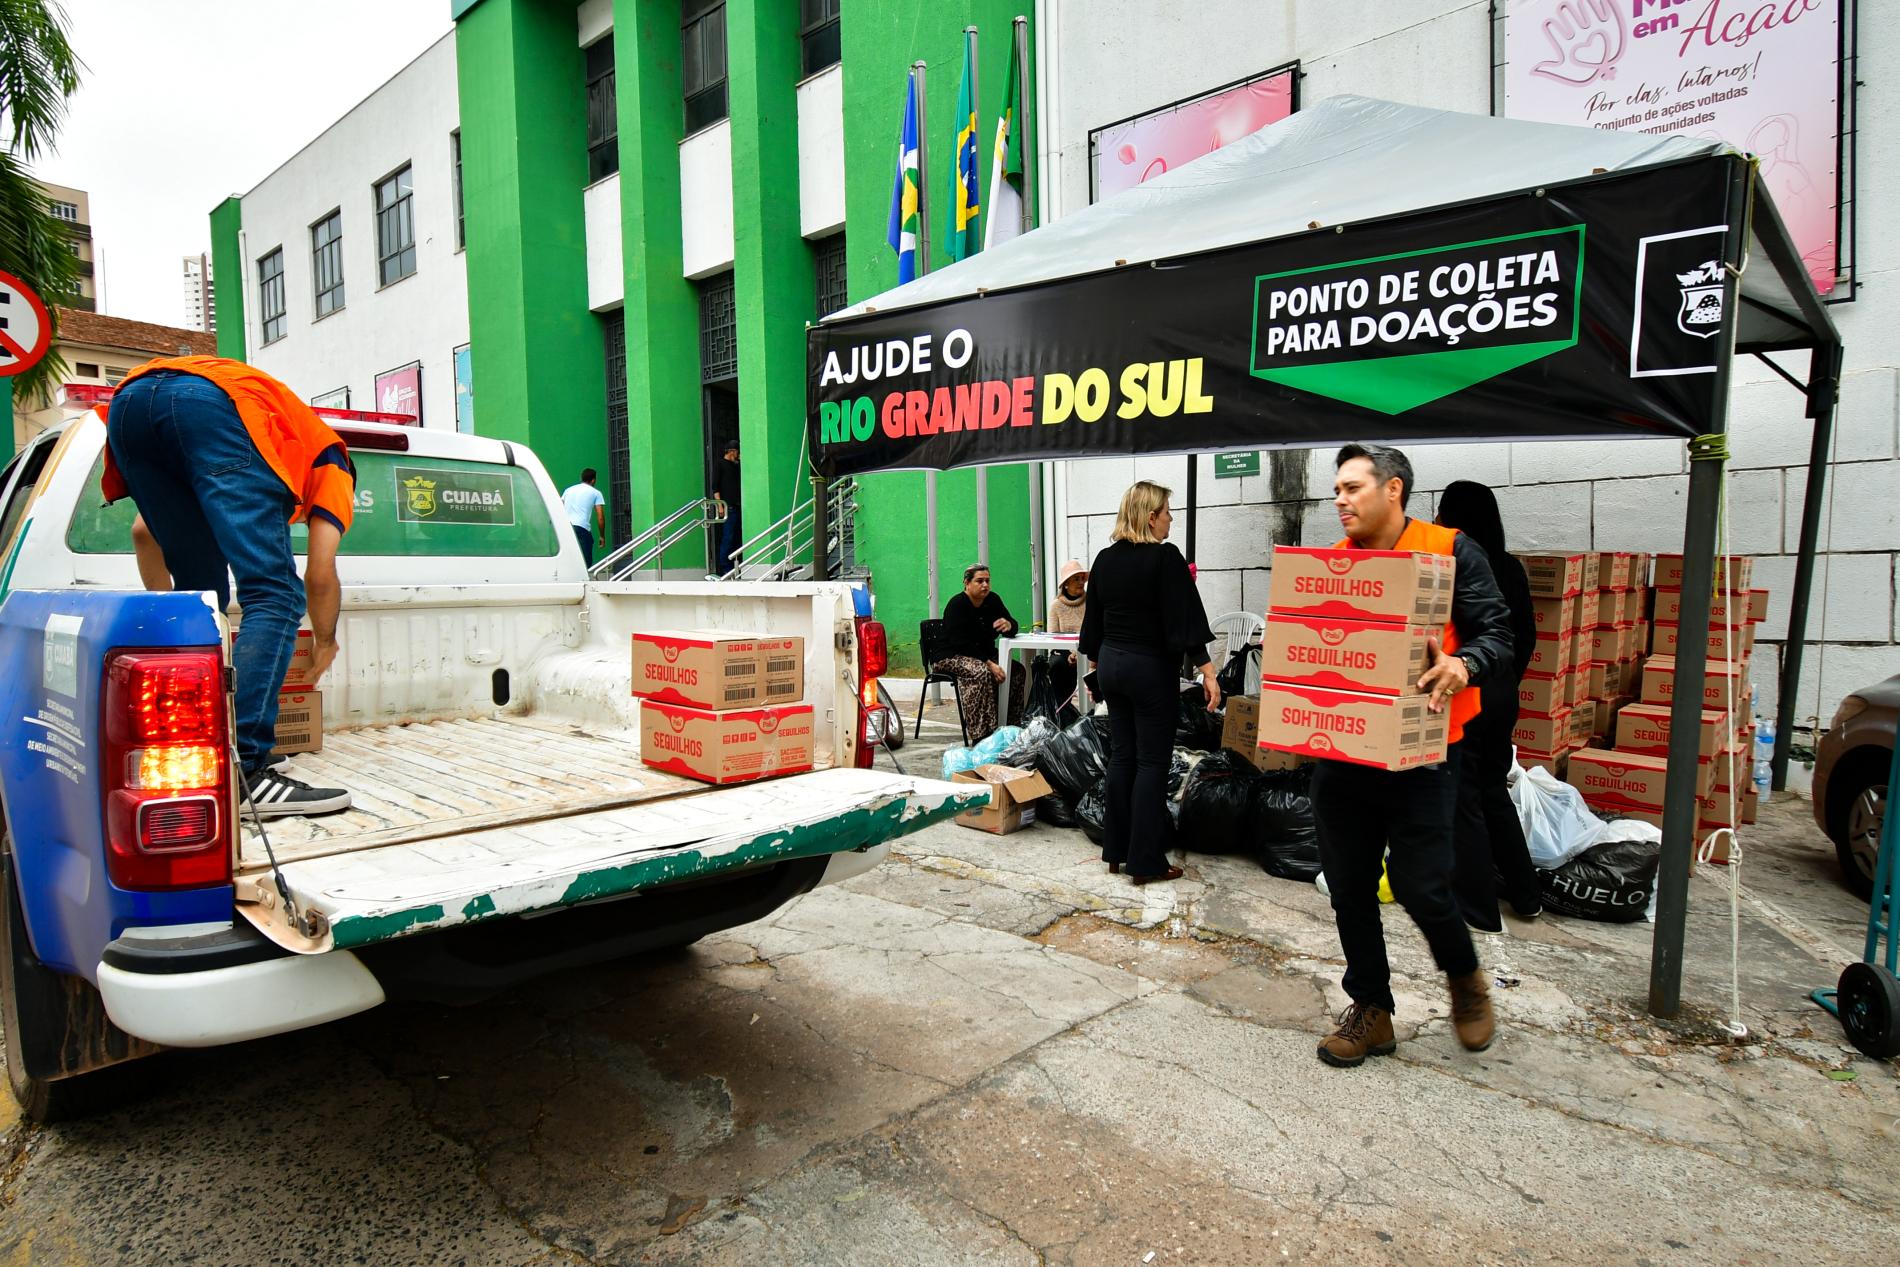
<box><xmin>1675</xmin><ymin>260</ymin><xmax>1725</xmax><ymax>338</ymax></box>
<box><xmin>402</xmin><ymin>474</ymin><xmax>438</xmax><ymax>517</ymax></box>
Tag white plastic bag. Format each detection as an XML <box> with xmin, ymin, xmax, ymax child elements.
<box><xmin>1509</xmin><ymin>765</ymin><xmax>1604</xmax><ymax>871</ymax></box>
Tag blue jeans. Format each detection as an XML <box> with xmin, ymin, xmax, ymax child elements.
<box><xmin>573</xmin><ymin>523</ymin><xmax>594</xmax><ymax>566</ymax></box>
<box><xmin>107</xmin><ymin>370</ymin><xmax>303</xmax><ymax>776</ymax></box>
<box><xmin>716</xmin><ymin>513</ymin><xmax>742</xmax><ymax>576</ymax></box>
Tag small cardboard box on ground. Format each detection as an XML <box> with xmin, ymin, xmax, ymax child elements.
<box><xmin>1615</xmin><ymin>702</ymin><xmax>1727</xmax><ymax>759</ymax></box>
<box><xmin>1267</xmin><ymin>546</ymin><xmax>1454</xmax><ymax>626</ymax></box>
<box><xmin>1567</xmin><ymin>745</ymin><xmax>1713</xmax><ymax>813</ymax></box>
<box><xmin>1258</xmin><ymin>681</ymin><xmax>1448</xmax><ymax>770</ymax></box>
<box><xmin>273</xmin><ymin>689</ymin><xmax>322</xmax><ymax>755</ymax></box>
<box><xmin>631</xmin><ymin>630</ymin><xmax>805</xmax><ymax>710</ymax></box>
<box><xmin>1220</xmin><ymin>695</ymin><xmax>1308</xmax><ymax>771</ymax></box>
<box><xmin>952</xmin><ymin>764</ymin><xmax>1054</xmax><ymax>834</ymax></box>
<box><xmin>639</xmin><ymin>699</ymin><xmax>815</xmax><ymax>785</ymax></box>
<box><xmin>1258</xmin><ymin>614</ymin><xmax>1434</xmax><ymax>695</ymax></box>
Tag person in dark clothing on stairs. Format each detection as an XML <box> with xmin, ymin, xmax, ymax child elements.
<box><xmin>711</xmin><ymin>443</ymin><xmax>742</xmax><ymax>576</ymax></box>
<box><xmin>1437</xmin><ymin>480</ymin><xmax>1545</xmax><ymax>932</ymax></box>
<box><xmin>933</xmin><ymin>564</ymin><xmax>1026</xmax><ymax>741</ymax></box>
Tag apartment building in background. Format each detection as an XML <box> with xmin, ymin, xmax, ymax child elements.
<box><xmin>182</xmin><ymin>254</ymin><xmax>216</xmax><ymax>332</ymax></box>
<box><xmin>33</xmin><ymin>181</ymin><xmax>98</xmax><ymax>312</ymax></box>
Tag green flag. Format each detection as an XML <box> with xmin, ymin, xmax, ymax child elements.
<box><xmin>949</xmin><ymin>39</ymin><xmax>982</xmax><ymax>261</ymax></box>
<box><xmin>984</xmin><ymin>36</ymin><xmax>1025</xmax><ymax>250</ymax></box>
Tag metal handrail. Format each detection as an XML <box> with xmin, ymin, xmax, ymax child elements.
<box><xmin>720</xmin><ymin>478</ymin><xmax>858</xmax><ymax>581</ymax></box>
<box><xmin>592</xmin><ymin>497</ymin><xmax>722</xmax><ymax>581</ymax></box>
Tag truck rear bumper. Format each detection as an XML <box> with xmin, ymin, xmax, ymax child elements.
<box><xmin>96</xmin><ymin>924</ymin><xmax>383</xmax><ymax>1048</ymax></box>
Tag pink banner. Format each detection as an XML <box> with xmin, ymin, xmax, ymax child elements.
<box><xmin>1504</xmin><ymin>0</ymin><xmax>1841</xmax><ymax>294</ymax></box>
<box><xmin>374</xmin><ymin>361</ymin><xmax>422</xmax><ymax>425</ymax></box>
<box><xmin>1092</xmin><ymin>69</ymin><xmax>1296</xmax><ymax>203</ymax></box>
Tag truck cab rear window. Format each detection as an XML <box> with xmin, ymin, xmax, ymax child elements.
<box><xmin>66</xmin><ymin>451</ymin><xmax>560</xmax><ymax>558</ymax></box>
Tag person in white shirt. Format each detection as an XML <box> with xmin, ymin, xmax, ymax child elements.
<box><xmin>561</xmin><ymin>468</ymin><xmax>607</xmax><ymax>566</ymax></box>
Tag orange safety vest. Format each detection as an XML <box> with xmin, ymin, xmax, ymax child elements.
<box><xmin>1335</xmin><ymin>517</ymin><xmax>1481</xmax><ymax>745</ymax></box>
<box><xmin>102</xmin><ymin>356</ymin><xmax>355</xmax><ymax>534</ymax></box>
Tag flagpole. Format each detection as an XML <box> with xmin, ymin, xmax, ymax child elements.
<box><xmin>913</xmin><ymin>60</ymin><xmax>941</xmax><ymax>676</ymax></box>
<box><xmin>960</xmin><ymin>27</ymin><xmax>989</xmax><ymax>571</ymax></box>
<box><xmin>1014</xmin><ymin>14</ymin><xmax>1043</xmax><ymax>618</ymax></box>
<box><xmin>1014</xmin><ymin>16</ymin><xmax>1032</xmax><ymax>237</ymax></box>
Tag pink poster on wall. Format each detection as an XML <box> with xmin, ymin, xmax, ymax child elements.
<box><xmin>1091</xmin><ymin>68</ymin><xmax>1296</xmax><ymax>203</ymax></box>
<box><xmin>1504</xmin><ymin>0</ymin><xmax>1842</xmax><ymax>294</ymax></box>
<box><xmin>375</xmin><ymin>361</ymin><xmax>422</xmax><ymax>425</ymax></box>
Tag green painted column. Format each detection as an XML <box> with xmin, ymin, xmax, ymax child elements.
<box><xmin>841</xmin><ymin>1</ymin><xmax>1036</xmax><ymax>669</ymax></box>
<box><xmin>614</xmin><ymin>0</ymin><xmax>704</xmax><ymax>563</ymax></box>
<box><xmin>455</xmin><ymin>0</ymin><xmax>606</xmax><ymax>490</ymax></box>
<box><xmin>208</xmin><ymin>197</ymin><xmax>246</xmax><ymax>361</ymax></box>
<box><xmin>726</xmin><ymin>0</ymin><xmax>812</xmax><ymax>535</ymax></box>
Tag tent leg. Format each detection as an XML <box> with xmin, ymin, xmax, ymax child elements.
<box><xmin>812</xmin><ymin>474</ymin><xmax>831</xmax><ymax>582</ymax></box>
<box><xmin>1184</xmin><ymin>456</ymin><xmax>1198</xmax><ymax>564</ymax></box>
<box><xmin>1772</xmin><ymin>342</ymin><xmax>1842</xmax><ymax>790</ymax></box>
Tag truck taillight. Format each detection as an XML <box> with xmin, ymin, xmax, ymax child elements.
<box><xmin>102</xmin><ymin>650</ymin><xmax>232</xmax><ymax>891</ymax></box>
<box><xmin>853</xmin><ymin>618</ymin><xmax>891</xmax><ymax>770</ymax></box>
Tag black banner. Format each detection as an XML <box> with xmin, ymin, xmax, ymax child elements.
<box><xmin>809</xmin><ymin>156</ymin><xmax>1739</xmax><ymax>476</ymax></box>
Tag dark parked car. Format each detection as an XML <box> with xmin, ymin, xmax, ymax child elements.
<box><xmin>1813</xmin><ymin>673</ymin><xmax>1898</xmax><ymax>899</ymax></box>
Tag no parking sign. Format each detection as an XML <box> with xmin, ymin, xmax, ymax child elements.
<box><xmin>0</xmin><ymin>270</ymin><xmax>53</xmax><ymax>378</ymax></box>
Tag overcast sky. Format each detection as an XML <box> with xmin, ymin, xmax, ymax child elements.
<box><xmin>33</xmin><ymin>0</ymin><xmax>453</xmax><ymax>328</ymax></box>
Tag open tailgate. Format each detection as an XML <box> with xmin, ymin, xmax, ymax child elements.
<box><xmin>237</xmin><ymin>769</ymin><xmax>985</xmax><ymax>953</ymax></box>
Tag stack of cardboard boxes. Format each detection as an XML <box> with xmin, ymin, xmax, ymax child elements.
<box><xmin>272</xmin><ymin>628</ymin><xmax>322</xmax><ymax>756</ymax></box>
<box><xmin>1254</xmin><ymin>545</ymin><xmax>1454</xmax><ymax>770</ymax></box>
<box><xmin>1511</xmin><ymin>551</ymin><xmax>1651</xmax><ymax>779</ymax></box>
<box><xmin>632</xmin><ymin>631</ymin><xmax>814</xmax><ymax>785</ymax></box>
<box><xmin>1551</xmin><ymin>553</ymin><xmax>1768</xmax><ymax>860</ymax></box>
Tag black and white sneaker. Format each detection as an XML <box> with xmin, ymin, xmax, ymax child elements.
<box><xmin>243</xmin><ymin>768</ymin><xmax>352</xmax><ymax>819</ymax></box>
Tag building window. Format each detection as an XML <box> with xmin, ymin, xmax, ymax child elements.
<box><xmin>311</xmin><ymin>210</ymin><xmax>345</xmax><ymax>318</ymax></box>
<box><xmin>681</xmin><ymin>0</ymin><xmax>728</xmax><ymax>134</ymax></box>
<box><xmin>585</xmin><ymin>37</ymin><xmax>619</xmax><ymax>182</ymax></box>
<box><xmin>813</xmin><ymin>232</ymin><xmax>847</xmax><ymax>318</ymax></box>
<box><xmin>451</xmin><ymin>130</ymin><xmax>465</xmax><ymax>249</ymax></box>
<box><xmin>74</xmin><ymin>361</ymin><xmax>99</xmax><ymax>378</ymax></box>
<box><xmin>800</xmin><ymin>0</ymin><xmax>840</xmax><ymax>77</ymax></box>
<box><xmin>698</xmin><ymin>272</ymin><xmax>736</xmax><ymax>383</ymax></box>
<box><xmin>374</xmin><ymin>165</ymin><xmax>416</xmax><ymax>287</ymax></box>
<box><xmin>258</xmin><ymin>247</ymin><xmax>286</xmax><ymax>344</ymax></box>
<box><xmin>50</xmin><ymin>199</ymin><xmax>78</xmax><ymax>223</ymax></box>
<box><xmin>104</xmin><ymin>366</ymin><xmax>130</xmax><ymax>385</ymax></box>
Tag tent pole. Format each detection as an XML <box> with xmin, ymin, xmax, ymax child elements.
<box><xmin>1773</xmin><ymin>340</ymin><xmax>1843</xmax><ymax>789</ymax></box>
<box><xmin>1184</xmin><ymin>456</ymin><xmax>1198</xmax><ymax>564</ymax></box>
<box><xmin>1649</xmin><ymin>157</ymin><xmax>1751</xmax><ymax>1019</ymax></box>
<box><xmin>812</xmin><ymin>473</ymin><xmax>831</xmax><ymax>581</ymax></box>
<box><xmin>914</xmin><ymin>59</ymin><xmax>942</xmax><ymax>695</ymax></box>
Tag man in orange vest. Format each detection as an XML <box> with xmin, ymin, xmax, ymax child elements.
<box><xmin>1313</xmin><ymin>443</ymin><xmax>1515</xmax><ymax>1068</ymax></box>
<box><xmin>104</xmin><ymin>357</ymin><xmax>357</xmax><ymax>819</ymax></box>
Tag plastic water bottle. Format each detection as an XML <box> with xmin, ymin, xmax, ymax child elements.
<box><xmin>1754</xmin><ymin>717</ymin><xmax>1776</xmax><ymax>763</ymax></box>
<box><xmin>1752</xmin><ymin>758</ymin><xmax>1772</xmax><ymax>798</ymax></box>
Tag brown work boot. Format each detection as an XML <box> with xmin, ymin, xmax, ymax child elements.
<box><xmin>1316</xmin><ymin>1002</ymin><xmax>1396</xmax><ymax>1068</ymax></box>
<box><xmin>1448</xmin><ymin>970</ymin><xmax>1496</xmax><ymax>1052</ymax></box>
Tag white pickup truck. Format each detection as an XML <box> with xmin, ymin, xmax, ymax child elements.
<box><xmin>0</xmin><ymin>409</ymin><xmax>977</xmax><ymax>1120</ymax></box>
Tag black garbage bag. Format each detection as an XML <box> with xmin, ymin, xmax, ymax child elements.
<box><xmin>1537</xmin><ymin>836</ymin><xmax>1659</xmax><ymax>923</ymax></box>
<box><xmin>1023</xmin><ymin>654</ymin><xmax>1083</xmax><ymax>730</ymax></box>
<box><xmin>1036</xmin><ymin>715</ymin><xmax>1111</xmax><ymax>803</ymax></box>
<box><xmin>1175</xmin><ymin>749</ymin><xmax>1259</xmax><ymax>854</ymax></box>
<box><xmin>1167</xmin><ymin>748</ymin><xmax>1196</xmax><ymax>800</ymax></box>
<box><xmin>1216</xmin><ymin>642</ymin><xmax>1262</xmax><ymax>700</ymax></box>
<box><xmin>1175</xmin><ymin>685</ymin><xmax>1224</xmax><ymax>751</ymax></box>
<box><xmin>995</xmin><ymin>715</ymin><xmax>1061</xmax><ymax>770</ymax></box>
<box><xmin>1253</xmin><ymin>765</ymin><xmax>1321</xmax><ymax>881</ymax></box>
<box><xmin>1038</xmin><ymin>794</ymin><xmax>1078</xmax><ymax>829</ymax></box>
<box><xmin>1075</xmin><ymin>779</ymin><xmax>1108</xmax><ymax>845</ymax></box>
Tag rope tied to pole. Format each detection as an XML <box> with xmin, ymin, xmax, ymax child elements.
<box><xmin>1687</xmin><ymin>434</ymin><xmax>1731</xmax><ymax>463</ymax></box>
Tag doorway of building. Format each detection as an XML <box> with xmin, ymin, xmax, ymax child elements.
<box><xmin>699</xmin><ymin>272</ymin><xmax>739</xmax><ymax>573</ymax></box>
<box><xmin>601</xmin><ymin>308</ymin><xmax>630</xmax><ymax>550</ymax></box>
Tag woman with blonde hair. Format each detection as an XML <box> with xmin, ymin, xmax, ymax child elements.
<box><xmin>1078</xmin><ymin>481</ymin><xmax>1217</xmax><ymax>884</ymax></box>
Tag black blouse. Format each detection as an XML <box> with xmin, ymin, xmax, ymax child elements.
<box><xmin>1078</xmin><ymin>540</ymin><xmax>1214</xmax><ymax>662</ymax></box>
<box><xmin>940</xmin><ymin>590</ymin><xmax>1018</xmax><ymax>661</ymax></box>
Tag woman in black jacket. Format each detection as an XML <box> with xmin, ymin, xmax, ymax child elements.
<box><xmin>1436</xmin><ymin>481</ymin><xmax>1543</xmax><ymax>929</ymax></box>
<box><xmin>1079</xmin><ymin>481</ymin><xmax>1218</xmax><ymax>884</ymax></box>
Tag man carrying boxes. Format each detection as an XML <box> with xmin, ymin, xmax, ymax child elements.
<box><xmin>1265</xmin><ymin>445</ymin><xmax>1514</xmax><ymax>1069</ymax></box>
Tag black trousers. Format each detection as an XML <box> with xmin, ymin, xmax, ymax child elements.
<box><xmin>1097</xmin><ymin>643</ymin><xmax>1177</xmax><ymax>877</ymax></box>
<box><xmin>1452</xmin><ymin>695</ymin><xmax>1544</xmax><ymax>926</ymax></box>
<box><xmin>1312</xmin><ymin>747</ymin><xmax>1478</xmax><ymax>1013</ymax></box>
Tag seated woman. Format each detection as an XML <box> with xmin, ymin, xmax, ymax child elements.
<box><xmin>1044</xmin><ymin>559</ymin><xmax>1089</xmax><ymax>704</ymax></box>
<box><xmin>933</xmin><ymin>563</ymin><xmax>1027</xmax><ymax>741</ymax></box>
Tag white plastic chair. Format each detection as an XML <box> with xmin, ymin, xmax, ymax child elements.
<box><xmin>1210</xmin><ymin>611</ymin><xmax>1265</xmax><ymax>658</ymax></box>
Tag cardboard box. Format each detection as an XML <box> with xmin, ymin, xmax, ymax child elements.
<box><xmin>1573</xmin><ymin>589</ymin><xmax>1600</xmax><ymax>631</ymax></box>
<box><xmin>1267</xmin><ymin>546</ymin><xmax>1454</xmax><ymax>625</ymax></box>
<box><xmin>1518</xmin><ymin>553</ymin><xmax>1586</xmax><ymax>599</ymax></box>
<box><xmin>1582</xmin><ymin>552</ymin><xmax>1602</xmax><ymax>592</ymax></box>
<box><xmin>1587</xmin><ymin>624</ymin><xmax>1628</xmax><ymax>665</ymax></box>
<box><xmin>1220</xmin><ymin>694</ymin><xmax>1310</xmax><ymax>772</ymax></box>
<box><xmin>272</xmin><ymin>689</ymin><xmax>322</xmax><ymax>755</ymax></box>
<box><xmin>1512</xmin><ymin>708</ymin><xmax>1571</xmax><ymax>754</ymax></box>
<box><xmin>1528</xmin><ymin>596</ymin><xmax>1576</xmax><ymax>640</ymax></box>
<box><xmin>1742</xmin><ymin>784</ymin><xmax>1759</xmax><ymax>824</ymax></box>
<box><xmin>1593</xmin><ymin>695</ymin><xmax>1625</xmax><ymax>742</ymax></box>
<box><xmin>1599</xmin><ymin>552</ymin><xmax>1633</xmax><ymax>591</ymax></box>
<box><xmin>952</xmin><ymin>764</ymin><xmax>1056</xmax><ymax>834</ymax></box>
<box><xmin>1257</xmin><ymin>681</ymin><xmax>1448</xmax><ymax>770</ymax></box>
<box><xmin>1525</xmin><ymin>632</ymin><xmax>1573</xmax><ymax>678</ymax></box>
<box><xmin>1709</xmin><ymin>746</ymin><xmax>1750</xmax><ymax>798</ymax></box>
<box><xmin>1639</xmin><ymin>655</ymin><xmax>1747</xmax><ymax>714</ymax></box>
<box><xmin>1652</xmin><ymin>586</ymin><xmax>1746</xmax><ymax>626</ymax></box>
<box><xmin>281</xmin><ymin>629</ymin><xmax>318</xmax><ymax>687</ymax></box>
<box><xmin>1566</xmin><ymin>747</ymin><xmax>1697</xmax><ymax>813</ymax></box>
<box><xmin>1566</xmin><ymin>665</ymin><xmax>1590</xmax><ymax>707</ymax></box>
<box><xmin>1519</xmin><ymin>671</ymin><xmax>1570</xmax><ymax>715</ymax></box>
<box><xmin>631</xmin><ymin>630</ymin><xmax>805</xmax><ymax>711</ymax></box>
<box><xmin>1517</xmin><ymin>749</ymin><xmax>1569</xmax><ymax>780</ymax></box>
<box><xmin>639</xmin><ymin>699</ymin><xmax>816</xmax><ymax>785</ymax></box>
<box><xmin>1615</xmin><ymin>702</ymin><xmax>1727</xmax><ymax>760</ymax></box>
<box><xmin>1651</xmin><ymin>620</ymin><xmax>1753</xmax><ymax>663</ymax></box>
<box><xmin>1587</xmin><ymin>661</ymin><xmax>1611</xmax><ymax>699</ymax></box>
<box><xmin>1568</xmin><ymin>700</ymin><xmax>1598</xmax><ymax>749</ymax></box>
<box><xmin>1747</xmin><ymin>588</ymin><xmax>1768</xmax><ymax>624</ymax></box>
<box><xmin>1653</xmin><ymin>553</ymin><xmax>1752</xmax><ymax>591</ymax></box>
<box><xmin>1259</xmin><ymin>614</ymin><xmax>1433</xmax><ymax>696</ymax></box>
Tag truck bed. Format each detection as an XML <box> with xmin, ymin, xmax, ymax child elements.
<box><xmin>240</xmin><ymin>715</ymin><xmax>706</xmax><ymax>871</ymax></box>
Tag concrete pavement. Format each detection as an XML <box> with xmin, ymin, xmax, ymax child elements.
<box><xmin>1</xmin><ymin>706</ymin><xmax>1895</xmax><ymax>1264</ymax></box>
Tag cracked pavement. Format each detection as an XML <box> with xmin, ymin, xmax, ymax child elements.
<box><xmin>0</xmin><ymin>712</ymin><xmax>1896</xmax><ymax>1264</ymax></box>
